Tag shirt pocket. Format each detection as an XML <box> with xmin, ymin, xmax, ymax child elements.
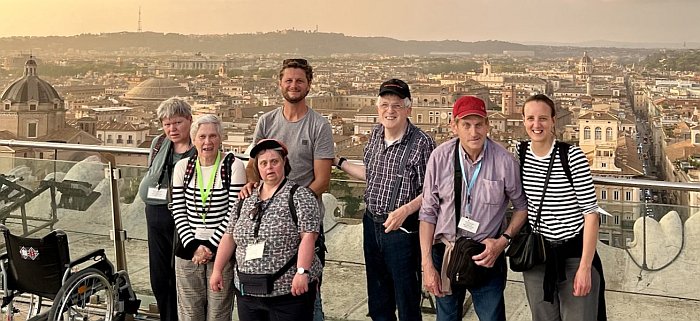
<box><xmin>480</xmin><ymin>179</ymin><xmax>505</xmax><ymax>205</ymax></box>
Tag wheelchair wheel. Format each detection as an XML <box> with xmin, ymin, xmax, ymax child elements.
<box><xmin>48</xmin><ymin>268</ymin><xmax>114</xmax><ymax>321</ymax></box>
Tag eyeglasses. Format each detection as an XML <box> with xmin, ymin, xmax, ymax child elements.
<box><xmin>378</xmin><ymin>103</ymin><xmax>407</xmax><ymax>110</ymax></box>
<box><xmin>283</xmin><ymin>58</ymin><xmax>308</xmax><ymax>66</ymax></box>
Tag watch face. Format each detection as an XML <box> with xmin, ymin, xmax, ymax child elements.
<box><xmin>297</xmin><ymin>268</ymin><xmax>305</xmax><ymax>274</ymax></box>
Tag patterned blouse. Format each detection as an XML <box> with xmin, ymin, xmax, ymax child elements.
<box><xmin>228</xmin><ymin>179</ymin><xmax>322</xmax><ymax>297</ymax></box>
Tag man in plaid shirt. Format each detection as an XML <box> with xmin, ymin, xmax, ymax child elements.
<box><xmin>335</xmin><ymin>79</ymin><xmax>436</xmax><ymax>321</ymax></box>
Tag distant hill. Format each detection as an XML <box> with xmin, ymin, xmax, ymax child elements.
<box><xmin>0</xmin><ymin>31</ymin><xmax>533</xmax><ymax>56</ymax></box>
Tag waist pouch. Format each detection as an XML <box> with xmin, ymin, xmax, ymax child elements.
<box><xmin>446</xmin><ymin>238</ymin><xmax>488</xmax><ymax>288</ymax></box>
<box><xmin>237</xmin><ymin>272</ymin><xmax>274</xmax><ymax>295</ymax></box>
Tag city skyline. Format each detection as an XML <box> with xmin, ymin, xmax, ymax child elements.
<box><xmin>1</xmin><ymin>0</ymin><xmax>698</xmax><ymax>45</ymax></box>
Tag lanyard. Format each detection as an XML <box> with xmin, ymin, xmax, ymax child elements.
<box><xmin>458</xmin><ymin>140</ymin><xmax>487</xmax><ymax>214</ymax></box>
<box><xmin>196</xmin><ymin>151</ymin><xmax>221</xmax><ymax>224</ymax></box>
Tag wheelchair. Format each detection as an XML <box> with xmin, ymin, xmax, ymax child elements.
<box><xmin>0</xmin><ymin>225</ymin><xmax>140</xmax><ymax>321</ymax></box>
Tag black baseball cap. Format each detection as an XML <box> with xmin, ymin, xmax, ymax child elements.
<box><xmin>379</xmin><ymin>79</ymin><xmax>411</xmax><ymax>100</ymax></box>
<box><xmin>250</xmin><ymin>139</ymin><xmax>288</xmax><ymax>158</ymax></box>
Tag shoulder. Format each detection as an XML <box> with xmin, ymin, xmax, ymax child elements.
<box><xmin>174</xmin><ymin>156</ymin><xmax>191</xmax><ymax>170</ymax></box>
<box><xmin>431</xmin><ymin>138</ymin><xmax>458</xmax><ymax>159</ymax></box>
<box><xmin>259</xmin><ymin>107</ymin><xmax>282</xmax><ymax>123</ymax></box>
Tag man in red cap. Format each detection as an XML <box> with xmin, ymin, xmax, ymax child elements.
<box><xmin>418</xmin><ymin>96</ymin><xmax>528</xmax><ymax>321</ymax></box>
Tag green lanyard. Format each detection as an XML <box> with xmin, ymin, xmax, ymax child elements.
<box><xmin>196</xmin><ymin>151</ymin><xmax>221</xmax><ymax>224</ymax></box>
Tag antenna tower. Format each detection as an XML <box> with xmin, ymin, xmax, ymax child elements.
<box><xmin>137</xmin><ymin>6</ymin><xmax>142</xmax><ymax>32</ymax></box>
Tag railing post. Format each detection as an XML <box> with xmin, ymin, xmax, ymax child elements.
<box><xmin>104</xmin><ymin>155</ymin><xmax>128</xmax><ymax>272</ymax></box>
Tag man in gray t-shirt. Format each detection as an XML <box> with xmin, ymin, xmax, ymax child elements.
<box><xmin>246</xmin><ymin>58</ymin><xmax>334</xmax><ymax>203</ymax></box>
<box><xmin>244</xmin><ymin>58</ymin><xmax>333</xmax><ymax>321</ymax></box>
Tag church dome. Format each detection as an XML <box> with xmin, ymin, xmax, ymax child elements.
<box><xmin>580</xmin><ymin>51</ymin><xmax>593</xmax><ymax>65</ymax></box>
<box><xmin>0</xmin><ymin>57</ymin><xmax>62</xmax><ymax>103</ymax></box>
<box><xmin>123</xmin><ymin>78</ymin><xmax>189</xmax><ymax>102</ymax></box>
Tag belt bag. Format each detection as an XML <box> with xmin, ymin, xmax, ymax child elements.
<box><xmin>237</xmin><ymin>252</ymin><xmax>298</xmax><ymax>295</ymax></box>
<box><xmin>237</xmin><ymin>272</ymin><xmax>274</xmax><ymax>295</ymax></box>
<box><xmin>446</xmin><ymin>238</ymin><xmax>488</xmax><ymax>287</ymax></box>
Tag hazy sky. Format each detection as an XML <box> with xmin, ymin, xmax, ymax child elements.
<box><xmin>1</xmin><ymin>0</ymin><xmax>697</xmax><ymax>44</ymax></box>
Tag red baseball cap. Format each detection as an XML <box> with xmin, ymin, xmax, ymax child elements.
<box><xmin>453</xmin><ymin>96</ymin><xmax>487</xmax><ymax>119</ymax></box>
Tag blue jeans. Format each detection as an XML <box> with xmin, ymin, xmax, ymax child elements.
<box><xmin>431</xmin><ymin>243</ymin><xmax>506</xmax><ymax>321</ymax></box>
<box><xmin>363</xmin><ymin>213</ymin><xmax>422</xmax><ymax>321</ymax></box>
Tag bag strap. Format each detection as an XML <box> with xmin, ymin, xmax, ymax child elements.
<box><xmin>555</xmin><ymin>141</ymin><xmax>573</xmax><ymax>187</ymax></box>
<box><xmin>453</xmin><ymin>140</ymin><xmax>462</xmax><ymax>236</ymax></box>
<box><xmin>148</xmin><ymin>134</ymin><xmax>167</xmax><ymax>168</ymax></box>
<box><xmin>533</xmin><ymin>144</ymin><xmax>558</xmax><ymax>231</ymax></box>
<box><xmin>387</xmin><ymin>128</ymin><xmax>418</xmax><ymax>212</ymax></box>
<box><xmin>288</xmin><ymin>184</ymin><xmax>300</xmax><ymax>226</ymax></box>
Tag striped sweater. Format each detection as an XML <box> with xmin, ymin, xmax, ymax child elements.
<box><xmin>170</xmin><ymin>152</ymin><xmax>247</xmax><ymax>258</ymax></box>
<box><xmin>517</xmin><ymin>141</ymin><xmax>599</xmax><ymax>241</ymax></box>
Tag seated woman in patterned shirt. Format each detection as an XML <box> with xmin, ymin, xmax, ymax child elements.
<box><xmin>210</xmin><ymin>139</ymin><xmax>322</xmax><ymax>321</ymax></box>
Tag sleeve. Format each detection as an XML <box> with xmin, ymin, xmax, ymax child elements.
<box><xmin>253</xmin><ymin>115</ymin><xmax>266</xmax><ymax>144</ymax></box>
<box><xmin>313</xmin><ymin>118</ymin><xmax>335</xmax><ymax>160</ymax></box>
<box><xmin>503</xmin><ymin>152</ymin><xmax>528</xmax><ymax>212</ymax></box>
<box><xmin>170</xmin><ymin>157</ymin><xmax>200</xmax><ymax>257</ymax></box>
<box><xmin>569</xmin><ymin>146</ymin><xmax>599</xmax><ymax>215</ymax></box>
<box><xmin>418</xmin><ymin>149</ymin><xmax>441</xmax><ymax>225</ymax></box>
<box><xmin>414</xmin><ymin>134</ymin><xmax>436</xmax><ymax>191</ymax></box>
<box><xmin>226</xmin><ymin>199</ymin><xmax>242</xmax><ymax>235</ymax></box>
<box><xmin>295</xmin><ymin>187</ymin><xmax>321</xmax><ymax>234</ymax></box>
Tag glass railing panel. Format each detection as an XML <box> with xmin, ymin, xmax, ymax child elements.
<box><xmin>0</xmin><ymin>155</ymin><xmax>115</xmax><ymax>263</ymax></box>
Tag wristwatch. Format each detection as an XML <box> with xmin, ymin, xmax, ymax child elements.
<box><xmin>296</xmin><ymin>267</ymin><xmax>310</xmax><ymax>275</ymax></box>
<box><xmin>336</xmin><ymin>157</ymin><xmax>347</xmax><ymax>170</ymax></box>
<box><xmin>501</xmin><ymin>233</ymin><xmax>512</xmax><ymax>246</ymax></box>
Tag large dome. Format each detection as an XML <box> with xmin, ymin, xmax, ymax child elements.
<box><xmin>123</xmin><ymin>78</ymin><xmax>189</xmax><ymax>102</ymax></box>
<box><xmin>1</xmin><ymin>57</ymin><xmax>62</xmax><ymax>103</ymax></box>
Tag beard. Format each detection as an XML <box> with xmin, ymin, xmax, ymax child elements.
<box><xmin>282</xmin><ymin>88</ymin><xmax>309</xmax><ymax>104</ymax></box>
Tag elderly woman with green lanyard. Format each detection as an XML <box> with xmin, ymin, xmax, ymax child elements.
<box><xmin>170</xmin><ymin>114</ymin><xmax>247</xmax><ymax>321</ymax></box>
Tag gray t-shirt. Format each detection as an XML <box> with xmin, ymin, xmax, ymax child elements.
<box><xmin>253</xmin><ymin>107</ymin><xmax>334</xmax><ymax>187</ymax></box>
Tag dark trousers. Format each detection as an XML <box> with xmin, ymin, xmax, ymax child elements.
<box><xmin>363</xmin><ymin>213</ymin><xmax>423</xmax><ymax>321</ymax></box>
<box><xmin>146</xmin><ymin>204</ymin><xmax>178</xmax><ymax>321</ymax></box>
<box><xmin>236</xmin><ymin>284</ymin><xmax>317</xmax><ymax>321</ymax></box>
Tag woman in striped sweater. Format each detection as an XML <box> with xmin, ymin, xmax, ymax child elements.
<box><xmin>518</xmin><ymin>94</ymin><xmax>606</xmax><ymax>321</ymax></box>
<box><xmin>170</xmin><ymin>114</ymin><xmax>247</xmax><ymax>321</ymax></box>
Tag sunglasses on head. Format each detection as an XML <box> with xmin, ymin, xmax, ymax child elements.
<box><xmin>283</xmin><ymin>58</ymin><xmax>308</xmax><ymax>66</ymax></box>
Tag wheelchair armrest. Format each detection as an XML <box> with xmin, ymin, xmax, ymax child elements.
<box><xmin>0</xmin><ymin>252</ymin><xmax>7</xmax><ymax>261</ymax></box>
<box><xmin>68</xmin><ymin>249</ymin><xmax>106</xmax><ymax>269</ymax></box>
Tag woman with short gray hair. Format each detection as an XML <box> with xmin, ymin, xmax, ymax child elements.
<box><xmin>170</xmin><ymin>114</ymin><xmax>247</xmax><ymax>321</ymax></box>
<box><xmin>137</xmin><ymin>96</ymin><xmax>195</xmax><ymax>321</ymax></box>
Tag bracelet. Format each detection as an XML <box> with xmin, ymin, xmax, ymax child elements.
<box><xmin>337</xmin><ymin>157</ymin><xmax>347</xmax><ymax>170</ymax></box>
<box><xmin>501</xmin><ymin>233</ymin><xmax>512</xmax><ymax>245</ymax></box>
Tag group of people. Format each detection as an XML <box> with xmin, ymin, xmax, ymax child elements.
<box><xmin>139</xmin><ymin>57</ymin><xmax>606</xmax><ymax>321</ymax></box>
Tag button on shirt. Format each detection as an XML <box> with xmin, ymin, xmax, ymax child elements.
<box><xmin>363</xmin><ymin>122</ymin><xmax>436</xmax><ymax>216</ymax></box>
<box><xmin>419</xmin><ymin>137</ymin><xmax>528</xmax><ymax>242</ymax></box>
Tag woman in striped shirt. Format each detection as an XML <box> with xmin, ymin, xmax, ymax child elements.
<box><xmin>518</xmin><ymin>94</ymin><xmax>606</xmax><ymax>321</ymax></box>
<box><xmin>170</xmin><ymin>114</ymin><xmax>247</xmax><ymax>321</ymax></box>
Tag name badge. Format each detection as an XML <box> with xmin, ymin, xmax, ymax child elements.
<box><xmin>147</xmin><ymin>186</ymin><xmax>167</xmax><ymax>200</ymax></box>
<box><xmin>458</xmin><ymin>217</ymin><xmax>480</xmax><ymax>234</ymax></box>
<box><xmin>245</xmin><ymin>242</ymin><xmax>266</xmax><ymax>261</ymax></box>
<box><xmin>195</xmin><ymin>228</ymin><xmax>214</xmax><ymax>240</ymax></box>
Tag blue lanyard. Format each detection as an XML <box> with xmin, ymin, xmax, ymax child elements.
<box><xmin>458</xmin><ymin>140</ymin><xmax>487</xmax><ymax>214</ymax></box>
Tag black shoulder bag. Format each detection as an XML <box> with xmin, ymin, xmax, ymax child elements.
<box><xmin>445</xmin><ymin>140</ymin><xmax>489</xmax><ymax>287</ymax></box>
<box><xmin>506</xmin><ymin>144</ymin><xmax>556</xmax><ymax>272</ymax></box>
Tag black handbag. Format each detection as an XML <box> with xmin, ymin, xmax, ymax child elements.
<box><xmin>237</xmin><ymin>253</ymin><xmax>298</xmax><ymax>295</ymax></box>
<box><xmin>446</xmin><ymin>238</ymin><xmax>488</xmax><ymax>287</ymax></box>
<box><xmin>445</xmin><ymin>140</ymin><xmax>489</xmax><ymax>287</ymax></box>
<box><xmin>506</xmin><ymin>143</ymin><xmax>557</xmax><ymax>272</ymax></box>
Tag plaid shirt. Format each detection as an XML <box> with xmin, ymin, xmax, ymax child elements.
<box><xmin>363</xmin><ymin>122</ymin><xmax>436</xmax><ymax>217</ymax></box>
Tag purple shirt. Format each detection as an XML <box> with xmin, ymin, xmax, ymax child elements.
<box><xmin>419</xmin><ymin>137</ymin><xmax>527</xmax><ymax>242</ymax></box>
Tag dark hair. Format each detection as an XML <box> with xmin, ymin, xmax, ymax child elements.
<box><xmin>279</xmin><ymin>59</ymin><xmax>313</xmax><ymax>83</ymax></box>
<box><xmin>523</xmin><ymin>94</ymin><xmax>556</xmax><ymax>117</ymax></box>
<box><xmin>251</xmin><ymin>149</ymin><xmax>292</xmax><ymax>181</ymax></box>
